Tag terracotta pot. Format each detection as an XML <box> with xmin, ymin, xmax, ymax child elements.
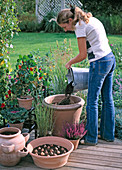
<box><xmin>9</xmin><ymin>122</ymin><xmax>24</xmax><ymax>131</ymax></box>
<box><xmin>69</xmin><ymin>139</ymin><xmax>80</xmax><ymax>150</ymax></box>
<box><xmin>17</xmin><ymin>95</ymin><xmax>33</xmax><ymax>110</ymax></box>
<box><xmin>0</xmin><ymin>127</ymin><xmax>30</xmax><ymax>166</ymax></box>
<box><xmin>43</xmin><ymin>94</ymin><xmax>85</xmax><ymax>136</ymax></box>
<box><xmin>27</xmin><ymin>136</ymin><xmax>74</xmax><ymax>169</ymax></box>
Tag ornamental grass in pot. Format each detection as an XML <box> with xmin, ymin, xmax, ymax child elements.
<box><xmin>35</xmin><ymin>102</ymin><xmax>55</xmax><ymax>137</ymax></box>
<box><xmin>61</xmin><ymin>121</ymin><xmax>87</xmax><ymax>150</ymax></box>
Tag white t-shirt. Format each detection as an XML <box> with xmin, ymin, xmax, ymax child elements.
<box><xmin>75</xmin><ymin>17</ymin><xmax>112</xmax><ymax>62</ymax></box>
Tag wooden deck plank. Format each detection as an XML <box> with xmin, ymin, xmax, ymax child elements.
<box><xmin>79</xmin><ymin>141</ymin><xmax>122</xmax><ymax>149</ymax></box>
<box><xmin>73</xmin><ymin>148</ymin><xmax>122</xmax><ymax>157</ymax></box>
<box><xmin>68</xmin><ymin>157</ymin><xmax>122</xmax><ymax>168</ymax></box>
<box><xmin>57</xmin><ymin>166</ymin><xmax>89</xmax><ymax>170</ymax></box>
<box><xmin>78</xmin><ymin>145</ymin><xmax>122</xmax><ymax>153</ymax></box>
<box><xmin>66</xmin><ymin>162</ymin><xmax>122</xmax><ymax>170</ymax></box>
<box><xmin>98</xmin><ymin>139</ymin><xmax>122</xmax><ymax>145</ymax></box>
<box><xmin>57</xmin><ymin>166</ymin><xmax>87</xmax><ymax>170</ymax></box>
<box><xmin>90</xmin><ymin>143</ymin><xmax>122</xmax><ymax>149</ymax></box>
<box><xmin>70</xmin><ymin>153</ymin><xmax>122</xmax><ymax>163</ymax></box>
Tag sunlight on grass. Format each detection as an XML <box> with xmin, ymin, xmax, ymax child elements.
<box><xmin>9</xmin><ymin>32</ymin><xmax>122</xmax><ymax>69</ymax></box>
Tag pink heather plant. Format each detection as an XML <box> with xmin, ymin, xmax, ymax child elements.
<box><xmin>61</xmin><ymin>122</ymin><xmax>87</xmax><ymax>140</ymax></box>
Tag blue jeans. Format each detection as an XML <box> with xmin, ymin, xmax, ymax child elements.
<box><xmin>85</xmin><ymin>52</ymin><xmax>116</xmax><ymax>144</ymax></box>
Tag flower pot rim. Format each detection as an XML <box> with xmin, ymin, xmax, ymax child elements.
<box><xmin>43</xmin><ymin>94</ymin><xmax>85</xmax><ymax>110</ymax></box>
<box><xmin>0</xmin><ymin>127</ymin><xmax>21</xmax><ymax>138</ymax></box>
<box><xmin>27</xmin><ymin>136</ymin><xmax>74</xmax><ymax>158</ymax></box>
<box><xmin>9</xmin><ymin>122</ymin><xmax>24</xmax><ymax>125</ymax></box>
<box><xmin>17</xmin><ymin>96</ymin><xmax>33</xmax><ymax>101</ymax></box>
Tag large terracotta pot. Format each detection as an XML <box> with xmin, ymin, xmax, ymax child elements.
<box><xmin>43</xmin><ymin>94</ymin><xmax>85</xmax><ymax>136</ymax></box>
<box><xmin>17</xmin><ymin>95</ymin><xmax>33</xmax><ymax>110</ymax></box>
<box><xmin>0</xmin><ymin>127</ymin><xmax>30</xmax><ymax>166</ymax></box>
<box><xmin>27</xmin><ymin>136</ymin><xmax>74</xmax><ymax>169</ymax></box>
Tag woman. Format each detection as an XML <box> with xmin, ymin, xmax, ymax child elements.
<box><xmin>57</xmin><ymin>6</ymin><xmax>116</xmax><ymax>145</ymax></box>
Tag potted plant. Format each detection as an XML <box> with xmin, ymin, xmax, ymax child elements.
<box><xmin>27</xmin><ymin>136</ymin><xmax>74</xmax><ymax>169</ymax></box>
<box><xmin>27</xmin><ymin>102</ymin><xmax>74</xmax><ymax>169</ymax></box>
<box><xmin>35</xmin><ymin>102</ymin><xmax>55</xmax><ymax>137</ymax></box>
<box><xmin>10</xmin><ymin>54</ymin><xmax>44</xmax><ymax>110</ymax></box>
<box><xmin>42</xmin><ymin>94</ymin><xmax>85</xmax><ymax>136</ymax></box>
<box><xmin>1</xmin><ymin>107</ymin><xmax>28</xmax><ymax>130</ymax></box>
<box><xmin>61</xmin><ymin>121</ymin><xmax>87</xmax><ymax>150</ymax></box>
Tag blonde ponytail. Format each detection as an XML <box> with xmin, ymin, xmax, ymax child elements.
<box><xmin>57</xmin><ymin>6</ymin><xmax>92</xmax><ymax>29</ymax></box>
<box><xmin>74</xmin><ymin>7</ymin><xmax>92</xmax><ymax>25</ymax></box>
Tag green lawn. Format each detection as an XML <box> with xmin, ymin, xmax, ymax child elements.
<box><xmin>10</xmin><ymin>32</ymin><xmax>122</xmax><ymax>68</ymax></box>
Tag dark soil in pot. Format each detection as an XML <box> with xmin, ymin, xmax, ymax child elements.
<box><xmin>32</xmin><ymin>144</ymin><xmax>68</xmax><ymax>156</ymax></box>
<box><xmin>0</xmin><ymin>131</ymin><xmax>17</xmax><ymax>135</ymax></box>
<box><xmin>53</xmin><ymin>97</ymin><xmax>75</xmax><ymax>105</ymax></box>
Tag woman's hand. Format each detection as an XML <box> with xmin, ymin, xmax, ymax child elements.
<box><xmin>65</xmin><ymin>62</ymin><xmax>71</xmax><ymax>69</ymax></box>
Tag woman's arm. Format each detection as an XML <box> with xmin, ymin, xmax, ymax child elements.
<box><xmin>65</xmin><ymin>37</ymin><xmax>87</xmax><ymax>69</ymax></box>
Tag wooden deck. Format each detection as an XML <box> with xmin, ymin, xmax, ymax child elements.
<box><xmin>64</xmin><ymin>139</ymin><xmax>122</xmax><ymax>170</ymax></box>
<box><xmin>0</xmin><ymin>131</ymin><xmax>122</xmax><ymax>170</ymax></box>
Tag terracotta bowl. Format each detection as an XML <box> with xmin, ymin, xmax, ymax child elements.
<box><xmin>27</xmin><ymin>136</ymin><xmax>74</xmax><ymax>169</ymax></box>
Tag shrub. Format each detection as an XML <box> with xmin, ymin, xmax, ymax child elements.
<box><xmin>30</xmin><ymin>50</ymin><xmax>54</xmax><ymax>98</ymax></box>
<box><xmin>1</xmin><ymin>107</ymin><xmax>28</xmax><ymax>124</ymax></box>
<box><xmin>16</xmin><ymin>0</ymin><xmax>35</xmax><ymax>14</ymax></box>
<box><xmin>115</xmin><ymin>108</ymin><xmax>122</xmax><ymax>140</ymax></box>
<box><xmin>18</xmin><ymin>13</ymin><xmax>41</xmax><ymax>32</ymax></box>
<box><xmin>9</xmin><ymin>54</ymin><xmax>44</xmax><ymax>99</ymax></box>
<box><xmin>113</xmin><ymin>74</ymin><xmax>122</xmax><ymax>108</ymax></box>
<box><xmin>84</xmin><ymin>0</ymin><xmax>121</xmax><ymax>16</ymax></box>
<box><xmin>40</xmin><ymin>11</ymin><xmax>63</xmax><ymax>33</ymax></box>
<box><xmin>109</xmin><ymin>43</ymin><xmax>122</xmax><ymax>71</ymax></box>
<box><xmin>0</xmin><ymin>0</ymin><xmax>19</xmax><ymax>110</ymax></box>
<box><xmin>96</xmin><ymin>15</ymin><xmax>122</xmax><ymax>35</ymax></box>
<box><xmin>61</xmin><ymin>121</ymin><xmax>87</xmax><ymax>140</ymax></box>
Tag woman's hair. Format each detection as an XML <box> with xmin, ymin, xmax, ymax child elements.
<box><xmin>57</xmin><ymin>6</ymin><xmax>92</xmax><ymax>29</ymax></box>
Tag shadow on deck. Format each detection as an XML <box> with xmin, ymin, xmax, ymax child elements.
<box><xmin>0</xmin><ymin>130</ymin><xmax>122</xmax><ymax>170</ymax></box>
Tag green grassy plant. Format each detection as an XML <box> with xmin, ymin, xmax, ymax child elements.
<box><xmin>51</xmin><ymin>39</ymin><xmax>73</xmax><ymax>94</ymax></box>
<box><xmin>35</xmin><ymin>103</ymin><xmax>55</xmax><ymax>137</ymax></box>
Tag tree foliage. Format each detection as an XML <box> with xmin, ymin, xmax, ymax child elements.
<box><xmin>80</xmin><ymin>0</ymin><xmax>121</xmax><ymax>16</ymax></box>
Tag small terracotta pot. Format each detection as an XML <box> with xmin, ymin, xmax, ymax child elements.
<box><xmin>9</xmin><ymin>122</ymin><xmax>24</xmax><ymax>131</ymax></box>
<box><xmin>0</xmin><ymin>127</ymin><xmax>29</xmax><ymax>166</ymax></box>
<box><xmin>69</xmin><ymin>139</ymin><xmax>80</xmax><ymax>150</ymax></box>
<box><xmin>27</xmin><ymin>136</ymin><xmax>74</xmax><ymax>169</ymax></box>
<box><xmin>17</xmin><ymin>95</ymin><xmax>33</xmax><ymax>110</ymax></box>
<box><xmin>43</xmin><ymin>94</ymin><xmax>85</xmax><ymax>136</ymax></box>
